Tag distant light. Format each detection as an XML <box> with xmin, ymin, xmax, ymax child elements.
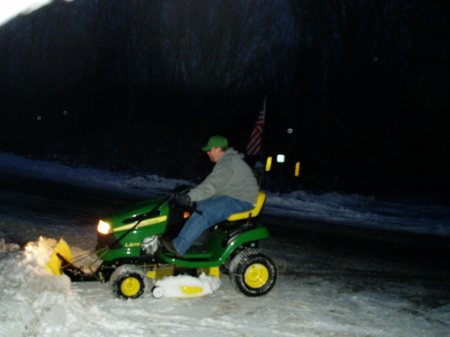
<box><xmin>294</xmin><ymin>161</ymin><xmax>301</xmax><ymax>177</ymax></box>
<box><xmin>62</xmin><ymin>110</ymin><xmax>68</xmax><ymax>116</ymax></box>
<box><xmin>0</xmin><ymin>0</ymin><xmax>54</xmax><ymax>26</ymax></box>
<box><xmin>265</xmin><ymin>156</ymin><xmax>272</xmax><ymax>172</ymax></box>
<box><xmin>287</xmin><ymin>128</ymin><xmax>293</xmax><ymax>135</ymax></box>
<box><xmin>36</xmin><ymin>115</ymin><xmax>42</xmax><ymax>121</ymax></box>
<box><xmin>276</xmin><ymin>154</ymin><xmax>285</xmax><ymax>163</ymax></box>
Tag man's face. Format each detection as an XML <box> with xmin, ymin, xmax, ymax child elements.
<box><xmin>207</xmin><ymin>147</ymin><xmax>223</xmax><ymax>163</ymax></box>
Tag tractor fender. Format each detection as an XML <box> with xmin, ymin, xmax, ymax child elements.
<box><xmin>220</xmin><ymin>226</ymin><xmax>270</xmax><ymax>262</ymax></box>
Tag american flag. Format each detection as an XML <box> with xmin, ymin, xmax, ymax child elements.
<box><xmin>245</xmin><ymin>106</ymin><xmax>266</xmax><ymax>156</ymax></box>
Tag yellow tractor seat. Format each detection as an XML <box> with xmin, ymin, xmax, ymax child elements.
<box><xmin>227</xmin><ymin>191</ymin><xmax>266</xmax><ymax>221</ymax></box>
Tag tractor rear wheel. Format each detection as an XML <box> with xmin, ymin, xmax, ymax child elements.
<box><xmin>110</xmin><ymin>265</ymin><xmax>147</xmax><ymax>299</ymax></box>
<box><xmin>229</xmin><ymin>249</ymin><xmax>277</xmax><ymax>296</ymax></box>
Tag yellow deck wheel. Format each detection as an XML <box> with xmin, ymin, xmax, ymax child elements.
<box><xmin>120</xmin><ymin>277</ymin><xmax>141</xmax><ymax>297</ymax></box>
<box><xmin>244</xmin><ymin>263</ymin><xmax>269</xmax><ymax>289</ymax></box>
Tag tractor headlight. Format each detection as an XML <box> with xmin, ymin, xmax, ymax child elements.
<box><xmin>97</xmin><ymin>220</ymin><xmax>112</xmax><ymax>235</ymax></box>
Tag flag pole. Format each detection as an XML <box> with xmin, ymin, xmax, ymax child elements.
<box><xmin>260</xmin><ymin>95</ymin><xmax>267</xmax><ymax>188</ymax></box>
<box><xmin>261</xmin><ymin>94</ymin><xmax>267</xmax><ymax>159</ymax></box>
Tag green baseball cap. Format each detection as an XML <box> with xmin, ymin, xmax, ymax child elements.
<box><xmin>201</xmin><ymin>135</ymin><xmax>229</xmax><ymax>151</ymax></box>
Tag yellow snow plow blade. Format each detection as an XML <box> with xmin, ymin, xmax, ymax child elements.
<box><xmin>46</xmin><ymin>238</ymin><xmax>73</xmax><ymax>275</ymax></box>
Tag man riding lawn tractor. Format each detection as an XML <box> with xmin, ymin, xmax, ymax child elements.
<box><xmin>47</xmin><ymin>136</ymin><xmax>277</xmax><ymax>299</ymax></box>
<box><xmin>162</xmin><ymin>135</ymin><xmax>259</xmax><ymax>257</ymax></box>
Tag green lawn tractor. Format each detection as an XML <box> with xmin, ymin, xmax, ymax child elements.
<box><xmin>47</xmin><ymin>191</ymin><xmax>277</xmax><ymax>299</ymax></box>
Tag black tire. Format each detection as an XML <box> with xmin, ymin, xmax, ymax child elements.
<box><xmin>229</xmin><ymin>249</ymin><xmax>277</xmax><ymax>296</ymax></box>
<box><xmin>109</xmin><ymin>265</ymin><xmax>147</xmax><ymax>299</ymax></box>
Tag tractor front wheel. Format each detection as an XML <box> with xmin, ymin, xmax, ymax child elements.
<box><xmin>229</xmin><ymin>249</ymin><xmax>277</xmax><ymax>296</ymax></box>
<box><xmin>110</xmin><ymin>265</ymin><xmax>147</xmax><ymax>299</ymax></box>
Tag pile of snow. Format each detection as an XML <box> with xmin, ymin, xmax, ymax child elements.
<box><xmin>155</xmin><ymin>273</ymin><xmax>221</xmax><ymax>298</ymax></box>
<box><xmin>0</xmin><ymin>238</ymin><xmax>20</xmax><ymax>252</ymax></box>
<box><xmin>0</xmin><ymin>237</ymin><xmax>73</xmax><ymax>337</ymax></box>
<box><xmin>0</xmin><ymin>237</ymin><xmax>142</xmax><ymax>337</ymax></box>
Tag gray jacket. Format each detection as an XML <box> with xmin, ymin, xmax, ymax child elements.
<box><xmin>188</xmin><ymin>148</ymin><xmax>259</xmax><ymax>205</ymax></box>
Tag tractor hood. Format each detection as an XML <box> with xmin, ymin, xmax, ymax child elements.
<box><xmin>96</xmin><ymin>196</ymin><xmax>170</xmax><ymax>262</ymax></box>
<box><xmin>99</xmin><ymin>197</ymin><xmax>169</xmax><ymax>235</ymax></box>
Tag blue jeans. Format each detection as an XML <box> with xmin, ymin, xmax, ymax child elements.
<box><xmin>172</xmin><ymin>196</ymin><xmax>253</xmax><ymax>255</ymax></box>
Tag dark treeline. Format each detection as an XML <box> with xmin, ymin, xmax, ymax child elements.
<box><xmin>0</xmin><ymin>0</ymin><xmax>448</xmax><ymax>196</ymax></box>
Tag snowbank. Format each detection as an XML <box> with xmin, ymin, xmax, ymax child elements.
<box><xmin>0</xmin><ymin>237</ymin><xmax>73</xmax><ymax>337</ymax></box>
<box><xmin>0</xmin><ymin>238</ymin><xmax>20</xmax><ymax>253</ymax></box>
<box><xmin>0</xmin><ymin>151</ymin><xmax>192</xmax><ymax>197</ymax></box>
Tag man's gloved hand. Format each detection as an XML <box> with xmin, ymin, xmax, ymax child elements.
<box><xmin>175</xmin><ymin>192</ymin><xmax>191</xmax><ymax>207</ymax></box>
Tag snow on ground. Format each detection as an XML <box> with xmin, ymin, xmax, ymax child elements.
<box><xmin>1</xmin><ymin>237</ymin><xmax>449</xmax><ymax>337</ymax></box>
<box><xmin>1</xmin><ymin>151</ymin><xmax>450</xmax><ymax>337</ymax></box>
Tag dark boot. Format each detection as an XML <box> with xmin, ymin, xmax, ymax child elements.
<box><xmin>161</xmin><ymin>239</ymin><xmax>182</xmax><ymax>258</ymax></box>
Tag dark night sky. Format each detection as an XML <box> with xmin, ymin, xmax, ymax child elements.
<box><xmin>0</xmin><ymin>0</ymin><xmax>449</xmax><ymax>198</ymax></box>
